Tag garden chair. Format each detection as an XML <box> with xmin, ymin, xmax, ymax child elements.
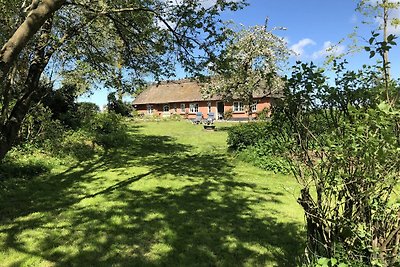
<box><xmin>205</xmin><ymin>112</ymin><xmax>215</xmax><ymax>125</ymax></box>
<box><xmin>193</xmin><ymin>112</ymin><xmax>203</xmax><ymax>124</ymax></box>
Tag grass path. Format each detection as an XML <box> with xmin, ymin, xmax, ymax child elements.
<box><xmin>0</xmin><ymin>121</ymin><xmax>304</xmax><ymax>266</ymax></box>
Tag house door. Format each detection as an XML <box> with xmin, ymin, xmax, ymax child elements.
<box><xmin>217</xmin><ymin>102</ymin><xmax>224</xmax><ymax>120</ymax></box>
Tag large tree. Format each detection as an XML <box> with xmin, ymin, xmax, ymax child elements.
<box><xmin>203</xmin><ymin>23</ymin><xmax>289</xmax><ymax>118</ymax></box>
<box><xmin>0</xmin><ymin>0</ymin><xmax>247</xmax><ymax>161</ymax></box>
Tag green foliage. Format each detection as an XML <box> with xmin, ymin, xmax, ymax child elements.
<box><xmin>256</xmin><ymin>107</ymin><xmax>270</xmax><ymax>120</ymax></box>
<box><xmin>272</xmin><ymin>56</ymin><xmax>400</xmax><ymax>265</ymax></box>
<box><xmin>304</xmin><ymin>243</ymin><xmax>368</xmax><ymax>267</ymax></box>
<box><xmin>18</xmin><ymin>104</ymin><xmax>55</xmax><ymax>144</ymax></box>
<box><xmin>87</xmin><ymin>112</ymin><xmax>130</xmax><ymax>149</ymax></box>
<box><xmin>20</xmin><ymin>113</ymin><xmax>99</xmax><ymax>161</ymax></box>
<box><xmin>237</xmin><ymin>143</ymin><xmax>290</xmax><ymax>174</ymax></box>
<box><xmin>314</xmin><ymin>257</ymin><xmax>349</xmax><ymax>267</ymax></box>
<box><xmin>0</xmin><ymin>0</ymin><xmax>248</xmax><ymax>162</ymax></box>
<box><xmin>42</xmin><ymin>84</ymin><xmax>79</xmax><ymax>127</ymax></box>
<box><xmin>56</xmin><ymin>130</ymin><xmax>99</xmax><ymax>161</ymax></box>
<box><xmin>107</xmin><ymin>92</ymin><xmax>132</xmax><ymax>117</ymax></box>
<box><xmin>18</xmin><ymin>101</ymin><xmax>121</xmax><ymax>160</ymax></box>
<box><xmin>227</xmin><ymin>122</ymin><xmax>271</xmax><ymax>150</ymax></box>
<box><xmin>41</xmin><ymin>84</ymin><xmax>99</xmax><ymax>130</ymax></box>
<box><xmin>0</xmin><ymin>120</ymin><xmax>304</xmax><ymax>266</ymax></box>
<box><xmin>0</xmin><ymin>150</ymin><xmax>54</xmax><ymax>180</ymax></box>
<box><xmin>74</xmin><ymin>102</ymin><xmax>100</xmax><ymax>126</ymax></box>
<box><xmin>228</xmin><ymin>122</ymin><xmax>290</xmax><ymax>174</ymax></box>
<box><xmin>204</xmin><ymin>24</ymin><xmax>288</xmax><ymax>104</ymax></box>
<box><xmin>130</xmin><ymin>109</ymin><xmax>141</xmax><ymax>118</ymax></box>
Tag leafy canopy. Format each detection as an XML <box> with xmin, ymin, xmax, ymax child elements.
<box><xmin>203</xmin><ymin>23</ymin><xmax>289</xmax><ymax>103</ymax></box>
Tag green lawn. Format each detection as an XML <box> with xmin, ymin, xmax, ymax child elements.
<box><xmin>0</xmin><ymin>120</ymin><xmax>305</xmax><ymax>266</ymax></box>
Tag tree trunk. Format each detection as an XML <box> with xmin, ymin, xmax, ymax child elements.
<box><xmin>0</xmin><ymin>0</ymin><xmax>66</xmax><ymax>83</ymax></box>
<box><xmin>0</xmin><ymin>67</ymin><xmax>47</xmax><ymax>161</ymax></box>
<box><xmin>0</xmin><ymin>16</ymin><xmax>54</xmax><ymax>162</ymax></box>
<box><xmin>382</xmin><ymin>0</ymin><xmax>391</xmax><ymax>102</ymax></box>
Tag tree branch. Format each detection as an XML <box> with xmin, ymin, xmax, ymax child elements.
<box><xmin>0</xmin><ymin>0</ymin><xmax>66</xmax><ymax>82</ymax></box>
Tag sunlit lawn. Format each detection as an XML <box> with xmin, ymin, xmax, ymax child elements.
<box><xmin>0</xmin><ymin>120</ymin><xmax>305</xmax><ymax>266</ymax></box>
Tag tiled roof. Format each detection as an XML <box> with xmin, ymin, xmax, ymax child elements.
<box><xmin>132</xmin><ymin>79</ymin><xmax>282</xmax><ymax>105</ymax></box>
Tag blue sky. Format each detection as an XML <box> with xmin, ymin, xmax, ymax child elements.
<box><xmin>79</xmin><ymin>0</ymin><xmax>400</xmax><ymax>107</ymax></box>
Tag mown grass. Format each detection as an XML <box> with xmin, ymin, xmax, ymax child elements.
<box><xmin>0</xmin><ymin>120</ymin><xmax>304</xmax><ymax>266</ymax></box>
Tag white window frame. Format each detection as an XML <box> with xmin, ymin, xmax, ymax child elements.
<box><xmin>207</xmin><ymin>102</ymin><xmax>212</xmax><ymax>113</ymax></box>
<box><xmin>163</xmin><ymin>104</ymin><xmax>170</xmax><ymax>112</ymax></box>
<box><xmin>147</xmin><ymin>105</ymin><xmax>153</xmax><ymax>114</ymax></box>
<box><xmin>180</xmin><ymin>103</ymin><xmax>186</xmax><ymax>113</ymax></box>
<box><xmin>251</xmin><ymin>101</ymin><xmax>258</xmax><ymax>112</ymax></box>
<box><xmin>189</xmin><ymin>103</ymin><xmax>199</xmax><ymax>113</ymax></box>
<box><xmin>233</xmin><ymin>101</ymin><xmax>244</xmax><ymax>112</ymax></box>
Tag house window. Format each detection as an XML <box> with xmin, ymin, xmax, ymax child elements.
<box><xmin>233</xmin><ymin>101</ymin><xmax>244</xmax><ymax>112</ymax></box>
<box><xmin>207</xmin><ymin>102</ymin><xmax>212</xmax><ymax>113</ymax></box>
<box><xmin>180</xmin><ymin>103</ymin><xmax>186</xmax><ymax>113</ymax></box>
<box><xmin>189</xmin><ymin>103</ymin><xmax>199</xmax><ymax>113</ymax></box>
<box><xmin>173</xmin><ymin>104</ymin><xmax>177</xmax><ymax>112</ymax></box>
<box><xmin>163</xmin><ymin>104</ymin><xmax>170</xmax><ymax>112</ymax></box>
<box><xmin>251</xmin><ymin>101</ymin><xmax>258</xmax><ymax>112</ymax></box>
<box><xmin>147</xmin><ymin>105</ymin><xmax>153</xmax><ymax>114</ymax></box>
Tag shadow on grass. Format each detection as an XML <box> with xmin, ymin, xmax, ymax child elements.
<box><xmin>0</xmin><ymin>123</ymin><xmax>304</xmax><ymax>266</ymax></box>
<box><xmin>0</xmin><ymin>160</ymin><xmax>51</xmax><ymax>180</ymax></box>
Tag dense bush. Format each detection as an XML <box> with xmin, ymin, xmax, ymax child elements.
<box><xmin>70</xmin><ymin>102</ymin><xmax>100</xmax><ymax>128</ymax></box>
<box><xmin>227</xmin><ymin>122</ymin><xmax>271</xmax><ymax>150</ymax></box>
<box><xmin>0</xmin><ymin>148</ymin><xmax>57</xmax><ymax>180</ymax></box>
<box><xmin>18</xmin><ymin>104</ymin><xmax>55</xmax><ymax>144</ymax></box>
<box><xmin>42</xmin><ymin>84</ymin><xmax>78</xmax><ymax>126</ymax></box>
<box><xmin>227</xmin><ymin>122</ymin><xmax>290</xmax><ymax>173</ymax></box>
<box><xmin>256</xmin><ymin>107</ymin><xmax>270</xmax><ymax>121</ymax></box>
<box><xmin>87</xmin><ymin>112</ymin><xmax>130</xmax><ymax>149</ymax></box>
<box><xmin>17</xmin><ymin>102</ymin><xmax>124</xmax><ymax>161</ymax></box>
<box><xmin>237</xmin><ymin>143</ymin><xmax>290</xmax><ymax>174</ymax></box>
<box><xmin>55</xmin><ymin>130</ymin><xmax>99</xmax><ymax>160</ymax></box>
<box><xmin>107</xmin><ymin>92</ymin><xmax>132</xmax><ymax>116</ymax></box>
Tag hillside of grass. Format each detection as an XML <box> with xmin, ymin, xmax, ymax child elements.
<box><xmin>0</xmin><ymin>120</ymin><xmax>304</xmax><ymax>266</ymax></box>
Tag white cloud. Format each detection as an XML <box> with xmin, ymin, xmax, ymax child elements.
<box><xmin>311</xmin><ymin>41</ymin><xmax>346</xmax><ymax>60</ymax></box>
<box><xmin>290</xmin><ymin>39</ymin><xmax>346</xmax><ymax>60</ymax></box>
<box><xmin>290</xmin><ymin>38</ymin><xmax>316</xmax><ymax>57</ymax></box>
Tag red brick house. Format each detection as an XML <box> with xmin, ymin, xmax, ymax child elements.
<box><xmin>132</xmin><ymin>79</ymin><xmax>280</xmax><ymax>120</ymax></box>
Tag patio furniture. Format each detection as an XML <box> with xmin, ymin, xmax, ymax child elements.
<box><xmin>193</xmin><ymin>112</ymin><xmax>203</xmax><ymax>124</ymax></box>
<box><xmin>205</xmin><ymin>112</ymin><xmax>215</xmax><ymax>125</ymax></box>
